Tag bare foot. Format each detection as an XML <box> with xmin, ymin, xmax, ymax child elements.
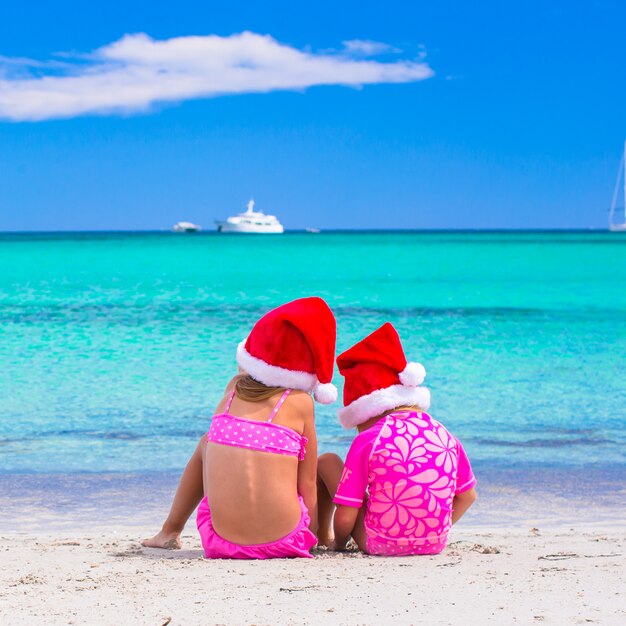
<box><xmin>316</xmin><ymin>532</ymin><xmax>334</xmax><ymax>548</ymax></box>
<box><xmin>141</xmin><ymin>530</ymin><xmax>182</xmax><ymax>550</ymax></box>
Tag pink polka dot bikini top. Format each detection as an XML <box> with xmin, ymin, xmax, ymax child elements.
<box><xmin>207</xmin><ymin>389</ymin><xmax>308</xmax><ymax>461</ymax></box>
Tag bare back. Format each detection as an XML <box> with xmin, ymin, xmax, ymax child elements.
<box><xmin>203</xmin><ymin>389</ymin><xmax>315</xmax><ymax>544</ymax></box>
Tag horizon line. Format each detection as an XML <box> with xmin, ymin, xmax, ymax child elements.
<box><xmin>0</xmin><ymin>227</ymin><xmax>619</xmax><ymax>235</ymax></box>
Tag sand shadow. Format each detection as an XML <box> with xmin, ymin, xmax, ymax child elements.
<box><xmin>111</xmin><ymin>544</ymin><xmax>367</xmax><ymax>562</ymax></box>
<box><xmin>111</xmin><ymin>545</ymin><xmax>205</xmax><ymax>560</ymax></box>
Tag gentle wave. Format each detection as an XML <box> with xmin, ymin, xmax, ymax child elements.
<box><xmin>1</xmin><ymin>430</ymin><xmax>618</xmax><ymax>449</ymax></box>
<box><xmin>471</xmin><ymin>436</ymin><xmax>612</xmax><ymax>448</ymax></box>
<box><xmin>0</xmin><ymin>429</ymin><xmax>205</xmax><ymax>443</ymax></box>
<box><xmin>2</xmin><ymin>303</ymin><xmax>624</xmax><ymax>324</ymax></box>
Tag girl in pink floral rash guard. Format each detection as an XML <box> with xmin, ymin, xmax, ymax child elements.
<box><xmin>317</xmin><ymin>323</ymin><xmax>477</xmax><ymax>556</ymax></box>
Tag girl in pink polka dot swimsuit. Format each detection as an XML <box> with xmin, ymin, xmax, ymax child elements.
<box><xmin>318</xmin><ymin>323</ymin><xmax>477</xmax><ymax>556</ymax></box>
<box><xmin>143</xmin><ymin>297</ymin><xmax>338</xmax><ymax>559</ymax></box>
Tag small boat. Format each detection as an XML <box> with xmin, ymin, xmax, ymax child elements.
<box><xmin>172</xmin><ymin>221</ymin><xmax>201</xmax><ymax>233</ymax></box>
<box><xmin>306</xmin><ymin>228</ymin><xmax>321</xmax><ymax>234</ymax></box>
<box><xmin>609</xmin><ymin>141</ymin><xmax>626</xmax><ymax>232</ymax></box>
<box><xmin>216</xmin><ymin>199</ymin><xmax>284</xmax><ymax>234</ymax></box>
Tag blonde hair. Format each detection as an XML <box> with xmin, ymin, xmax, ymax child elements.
<box><xmin>233</xmin><ymin>374</ymin><xmax>286</xmax><ymax>402</ymax></box>
<box><xmin>380</xmin><ymin>404</ymin><xmax>421</xmax><ymax>418</ymax></box>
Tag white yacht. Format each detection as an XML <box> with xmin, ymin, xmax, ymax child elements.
<box><xmin>216</xmin><ymin>199</ymin><xmax>284</xmax><ymax>234</ymax></box>
<box><xmin>609</xmin><ymin>140</ymin><xmax>626</xmax><ymax>232</ymax></box>
<box><xmin>172</xmin><ymin>221</ymin><xmax>201</xmax><ymax>233</ymax></box>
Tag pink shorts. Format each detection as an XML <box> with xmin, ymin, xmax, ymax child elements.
<box><xmin>196</xmin><ymin>496</ymin><xmax>317</xmax><ymax>560</ymax></box>
<box><xmin>366</xmin><ymin>532</ymin><xmax>447</xmax><ymax>556</ymax></box>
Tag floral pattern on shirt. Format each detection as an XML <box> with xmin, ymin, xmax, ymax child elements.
<box><xmin>364</xmin><ymin>413</ymin><xmax>466</xmax><ymax>550</ymax></box>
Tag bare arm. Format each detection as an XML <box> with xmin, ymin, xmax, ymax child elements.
<box><xmin>297</xmin><ymin>396</ymin><xmax>318</xmax><ymax>534</ymax></box>
<box><xmin>142</xmin><ymin>375</ymin><xmax>239</xmax><ymax>548</ymax></box>
<box><xmin>332</xmin><ymin>504</ymin><xmax>359</xmax><ymax>550</ymax></box>
<box><xmin>451</xmin><ymin>487</ymin><xmax>477</xmax><ymax>525</ymax></box>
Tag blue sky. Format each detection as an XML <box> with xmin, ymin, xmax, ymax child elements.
<box><xmin>0</xmin><ymin>0</ymin><xmax>624</xmax><ymax>230</ymax></box>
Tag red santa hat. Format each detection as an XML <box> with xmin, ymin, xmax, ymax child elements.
<box><xmin>337</xmin><ymin>322</ymin><xmax>430</xmax><ymax>428</ymax></box>
<box><xmin>236</xmin><ymin>297</ymin><xmax>338</xmax><ymax>404</ymax></box>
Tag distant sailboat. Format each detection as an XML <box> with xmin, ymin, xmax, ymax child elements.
<box><xmin>609</xmin><ymin>141</ymin><xmax>626</xmax><ymax>232</ymax></box>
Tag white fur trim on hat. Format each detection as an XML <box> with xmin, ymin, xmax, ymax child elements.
<box><xmin>313</xmin><ymin>382</ymin><xmax>338</xmax><ymax>405</ymax></box>
<box><xmin>236</xmin><ymin>340</ymin><xmax>317</xmax><ymax>392</ymax></box>
<box><xmin>338</xmin><ymin>384</ymin><xmax>431</xmax><ymax>429</ymax></box>
<box><xmin>399</xmin><ymin>362</ymin><xmax>426</xmax><ymax>387</ymax></box>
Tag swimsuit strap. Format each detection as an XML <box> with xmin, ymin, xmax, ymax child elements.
<box><xmin>266</xmin><ymin>389</ymin><xmax>292</xmax><ymax>423</ymax></box>
<box><xmin>224</xmin><ymin>389</ymin><xmax>236</xmax><ymax>413</ymax></box>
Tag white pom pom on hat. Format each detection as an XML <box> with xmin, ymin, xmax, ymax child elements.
<box><xmin>313</xmin><ymin>382</ymin><xmax>338</xmax><ymax>404</ymax></box>
<box><xmin>398</xmin><ymin>361</ymin><xmax>426</xmax><ymax>387</ymax></box>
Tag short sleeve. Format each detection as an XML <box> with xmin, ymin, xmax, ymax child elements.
<box><xmin>455</xmin><ymin>438</ymin><xmax>476</xmax><ymax>494</ymax></box>
<box><xmin>333</xmin><ymin>435</ymin><xmax>373</xmax><ymax>508</ymax></box>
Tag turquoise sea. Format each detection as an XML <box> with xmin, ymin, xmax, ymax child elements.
<box><xmin>1</xmin><ymin>231</ymin><xmax>625</xmax><ymax>528</ymax></box>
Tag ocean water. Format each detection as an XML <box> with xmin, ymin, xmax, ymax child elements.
<box><xmin>1</xmin><ymin>231</ymin><xmax>625</xmax><ymax>497</ymax></box>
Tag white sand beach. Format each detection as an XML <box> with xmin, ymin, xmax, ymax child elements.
<box><xmin>1</xmin><ymin>527</ymin><xmax>624</xmax><ymax>625</ymax></box>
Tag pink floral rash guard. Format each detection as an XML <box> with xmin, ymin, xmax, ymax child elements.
<box><xmin>334</xmin><ymin>412</ymin><xmax>476</xmax><ymax>556</ymax></box>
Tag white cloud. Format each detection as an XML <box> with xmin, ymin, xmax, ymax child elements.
<box><xmin>0</xmin><ymin>31</ymin><xmax>433</xmax><ymax>122</ymax></box>
<box><xmin>341</xmin><ymin>39</ymin><xmax>401</xmax><ymax>56</ymax></box>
